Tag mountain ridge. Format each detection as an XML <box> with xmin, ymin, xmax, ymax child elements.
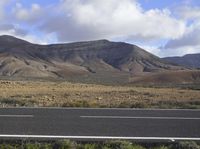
<box><xmin>0</xmin><ymin>35</ymin><xmax>189</xmax><ymax>83</ymax></box>
<box><xmin>163</xmin><ymin>53</ymin><xmax>200</xmax><ymax>68</ymax></box>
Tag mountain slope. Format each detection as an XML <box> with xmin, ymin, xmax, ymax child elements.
<box><xmin>0</xmin><ymin>35</ymin><xmax>185</xmax><ymax>82</ymax></box>
<box><xmin>130</xmin><ymin>70</ymin><xmax>200</xmax><ymax>84</ymax></box>
<box><xmin>163</xmin><ymin>53</ymin><xmax>200</xmax><ymax>68</ymax></box>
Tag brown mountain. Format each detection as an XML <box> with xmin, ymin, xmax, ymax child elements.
<box><xmin>130</xmin><ymin>70</ymin><xmax>200</xmax><ymax>84</ymax></box>
<box><xmin>0</xmin><ymin>35</ymin><xmax>185</xmax><ymax>83</ymax></box>
<box><xmin>163</xmin><ymin>54</ymin><xmax>200</xmax><ymax>69</ymax></box>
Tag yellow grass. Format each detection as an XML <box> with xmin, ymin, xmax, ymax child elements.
<box><xmin>0</xmin><ymin>80</ymin><xmax>200</xmax><ymax>108</ymax></box>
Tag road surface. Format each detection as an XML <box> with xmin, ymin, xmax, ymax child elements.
<box><xmin>0</xmin><ymin>107</ymin><xmax>200</xmax><ymax>141</ymax></box>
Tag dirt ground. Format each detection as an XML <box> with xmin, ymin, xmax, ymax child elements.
<box><xmin>0</xmin><ymin>80</ymin><xmax>200</xmax><ymax>108</ymax></box>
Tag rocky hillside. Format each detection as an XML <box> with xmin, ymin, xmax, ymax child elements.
<box><xmin>0</xmin><ymin>35</ymin><xmax>184</xmax><ymax>82</ymax></box>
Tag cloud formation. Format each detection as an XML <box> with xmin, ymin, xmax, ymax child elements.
<box><xmin>13</xmin><ymin>2</ymin><xmax>45</xmax><ymax>24</ymax></box>
<box><xmin>162</xmin><ymin>5</ymin><xmax>200</xmax><ymax>56</ymax></box>
<box><xmin>0</xmin><ymin>23</ymin><xmax>27</xmax><ymax>36</ymax></box>
<box><xmin>0</xmin><ymin>0</ymin><xmax>29</xmax><ymax>39</ymax></box>
<box><xmin>0</xmin><ymin>0</ymin><xmax>11</xmax><ymax>19</ymax></box>
<box><xmin>177</xmin><ymin>6</ymin><xmax>200</xmax><ymax>20</ymax></box>
<box><xmin>0</xmin><ymin>0</ymin><xmax>200</xmax><ymax>57</ymax></box>
<box><xmin>40</xmin><ymin>0</ymin><xmax>186</xmax><ymax>42</ymax></box>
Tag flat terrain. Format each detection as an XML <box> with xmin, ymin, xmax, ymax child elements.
<box><xmin>0</xmin><ymin>108</ymin><xmax>200</xmax><ymax>141</ymax></box>
<box><xmin>0</xmin><ymin>80</ymin><xmax>200</xmax><ymax>108</ymax></box>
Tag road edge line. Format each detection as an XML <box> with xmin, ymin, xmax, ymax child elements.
<box><xmin>0</xmin><ymin>135</ymin><xmax>200</xmax><ymax>141</ymax></box>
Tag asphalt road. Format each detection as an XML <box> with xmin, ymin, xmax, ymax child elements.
<box><xmin>0</xmin><ymin>108</ymin><xmax>200</xmax><ymax>141</ymax></box>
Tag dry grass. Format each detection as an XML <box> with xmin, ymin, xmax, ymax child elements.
<box><xmin>0</xmin><ymin>80</ymin><xmax>200</xmax><ymax>108</ymax></box>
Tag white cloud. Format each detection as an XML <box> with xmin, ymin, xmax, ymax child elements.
<box><xmin>0</xmin><ymin>28</ymin><xmax>57</xmax><ymax>45</ymax></box>
<box><xmin>0</xmin><ymin>1</ymin><xmax>32</xmax><ymax>43</ymax></box>
<box><xmin>13</xmin><ymin>2</ymin><xmax>44</xmax><ymax>23</ymax></box>
<box><xmin>0</xmin><ymin>1</ymin><xmax>51</xmax><ymax>44</ymax></box>
<box><xmin>40</xmin><ymin>0</ymin><xmax>186</xmax><ymax>42</ymax></box>
<box><xmin>162</xmin><ymin>5</ymin><xmax>200</xmax><ymax>56</ymax></box>
<box><xmin>16</xmin><ymin>33</ymin><xmax>56</xmax><ymax>45</ymax></box>
<box><xmin>162</xmin><ymin>26</ymin><xmax>200</xmax><ymax>56</ymax></box>
<box><xmin>2</xmin><ymin>0</ymin><xmax>200</xmax><ymax>57</ymax></box>
<box><xmin>164</xmin><ymin>27</ymin><xmax>200</xmax><ymax>49</ymax></box>
<box><xmin>138</xmin><ymin>45</ymin><xmax>162</xmax><ymax>57</ymax></box>
<box><xmin>161</xmin><ymin>46</ymin><xmax>200</xmax><ymax>57</ymax></box>
<box><xmin>177</xmin><ymin>6</ymin><xmax>200</xmax><ymax>20</ymax></box>
<box><xmin>0</xmin><ymin>0</ymin><xmax>12</xmax><ymax>20</ymax></box>
<box><xmin>0</xmin><ymin>23</ymin><xmax>27</xmax><ymax>36</ymax></box>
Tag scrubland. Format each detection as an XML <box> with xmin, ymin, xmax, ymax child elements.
<box><xmin>0</xmin><ymin>140</ymin><xmax>200</xmax><ymax>149</ymax></box>
<box><xmin>0</xmin><ymin>80</ymin><xmax>200</xmax><ymax>109</ymax></box>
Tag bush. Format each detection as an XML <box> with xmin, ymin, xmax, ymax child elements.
<box><xmin>25</xmin><ymin>143</ymin><xmax>41</xmax><ymax>149</ymax></box>
<box><xmin>0</xmin><ymin>144</ymin><xmax>14</xmax><ymax>149</ymax></box>
<box><xmin>177</xmin><ymin>141</ymin><xmax>200</xmax><ymax>149</ymax></box>
<box><xmin>0</xmin><ymin>98</ymin><xmax>36</xmax><ymax>107</ymax></box>
<box><xmin>62</xmin><ymin>100</ymin><xmax>90</xmax><ymax>108</ymax></box>
<box><xmin>81</xmin><ymin>144</ymin><xmax>97</xmax><ymax>149</ymax></box>
<box><xmin>151</xmin><ymin>146</ymin><xmax>170</xmax><ymax>149</ymax></box>
<box><xmin>103</xmin><ymin>141</ymin><xmax>145</xmax><ymax>149</ymax></box>
<box><xmin>53</xmin><ymin>140</ymin><xmax>75</xmax><ymax>149</ymax></box>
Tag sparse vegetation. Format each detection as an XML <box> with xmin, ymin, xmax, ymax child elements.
<box><xmin>0</xmin><ymin>80</ymin><xmax>200</xmax><ymax>109</ymax></box>
<box><xmin>0</xmin><ymin>140</ymin><xmax>200</xmax><ymax>149</ymax></box>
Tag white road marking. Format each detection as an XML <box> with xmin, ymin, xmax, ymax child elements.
<box><xmin>80</xmin><ymin>116</ymin><xmax>200</xmax><ymax>120</ymax></box>
<box><xmin>0</xmin><ymin>135</ymin><xmax>200</xmax><ymax>141</ymax></box>
<box><xmin>1</xmin><ymin>107</ymin><xmax>200</xmax><ymax>111</ymax></box>
<box><xmin>0</xmin><ymin>115</ymin><xmax>34</xmax><ymax>118</ymax></box>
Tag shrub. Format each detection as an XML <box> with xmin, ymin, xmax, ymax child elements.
<box><xmin>103</xmin><ymin>141</ymin><xmax>146</xmax><ymax>149</ymax></box>
<box><xmin>177</xmin><ymin>141</ymin><xmax>200</xmax><ymax>149</ymax></box>
<box><xmin>83</xmin><ymin>144</ymin><xmax>97</xmax><ymax>149</ymax></box>
<box><xmin>151</xmin><ymin>146</ymin><xmax>170</xmax><ymax>149</ymax></box>
<box><xmin>25</xmin><ymin>143</ymin><xmax>41</xmax><ymax>149</ymax></box>
<box><xmin>53</xmin><ymin>140</ymin><xmax>75</xmax><ymax>149</ymax></box>
<box><xmin>0</xmin><ymin>144</ymin><xmax>14</xmax><ymax>149</ymax></box>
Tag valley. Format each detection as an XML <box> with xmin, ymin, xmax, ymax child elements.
<box><xmin>0</xmin><ymin>35</ymin><xmax>200</xmax><ymax>109</ymax></box>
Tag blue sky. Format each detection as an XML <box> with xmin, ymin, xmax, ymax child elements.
<box><xmin>0</xmin><ymin>0</ymin><xmax>200</xmax><ymax>57</ymax></box>
<box><xmin>140</xmin><ymin>0</ymin><xmax>177</xmax><ymax>9</ymax></box>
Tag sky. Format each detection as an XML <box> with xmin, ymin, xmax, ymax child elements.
<box><xmin>0</xmin><ymin>0</ymin><xmax>200</xmax><ymax>57</ymax></box>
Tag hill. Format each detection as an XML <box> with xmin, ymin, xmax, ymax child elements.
<box><xmin>0</xmin><ymin>35</ymin><xmax>185</xmax><ymax>83</ymax></box>
<box><xmin>163</xmin><ymin>53</ymin><xmax>200</xmax><ymax>68</ymax></box>
<box><xmin>130</xmin><ymin>70</ymin><xmax>200</xmax><ymax>84</ymax></box>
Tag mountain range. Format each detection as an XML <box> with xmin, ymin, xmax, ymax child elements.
<box><xmin>163</xmin><ymin>54</ymin><xmax>200</xmax><ymax>69</ymax></box>
<box><xmin>0</xmin><ymin>35</ymin><xmax>199</xmax><ymax>84</ymax></box>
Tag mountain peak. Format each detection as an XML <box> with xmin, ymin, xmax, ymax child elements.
<box><xmin>69</xmin><ymin>39</ymin><xmax>111</xmax><ymax>45</ymax></box>
<box><xmin>92</xmin><ymin>39</ymin><xmax>109</xmax><ymax>42</ymax></box>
